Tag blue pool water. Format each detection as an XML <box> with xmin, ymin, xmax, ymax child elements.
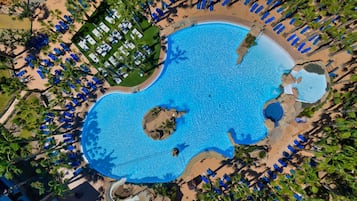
<box><xmin>291</xmin><ymin>69</ymin><xmax>327</xmax><ymax>103</ymax></box>
<box><xmin>81</xmin><ymin>22</ymin><xmax>294</xmax><ymax>183</ymax></box>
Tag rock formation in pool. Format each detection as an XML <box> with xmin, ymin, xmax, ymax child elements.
<box><xmin>143</xmin><ymin>107</ymin><xmax>185</xmax><ymax>140</ymax></box>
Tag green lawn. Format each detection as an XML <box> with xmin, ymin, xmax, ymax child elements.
<box><xmin>73</xmin><ymin>3</ymin><xmax>161</xmax><ymax>87</ymax></box>
<box><xmin>19</xmin><ymin>129</ymin><xmax>33</xmax><ymax>138</ymax></box>
<box><xmin>0</xmin><ymin>69</ymin><xmax>16</xmax><ymax>114</ymax></box>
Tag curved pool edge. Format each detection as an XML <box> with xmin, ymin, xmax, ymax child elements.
<box><xmin>106</xmin><ymin>18</ymin><xmax>300</xmax><ymax>95</ymax></box>
<box><xmin>80</xmin><ymin>21</ymin><xmax>296</xmax><ymax>183</ymax></box>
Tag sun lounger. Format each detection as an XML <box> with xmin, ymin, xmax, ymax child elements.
<box><xmin>73</xmin><ymin>167</ymin><xmax>83</xmax><ymax>177</ymax></box>
<box><xmin>64</xmin><ymin>111</ymin><xmax>74</xmax><ymax>118</ymax></box>
<box><xmin>151</xmin><ymin>13</ymin><xmax>159</xmax><ymax>22</ymax></box>
<box><xmin>294</xmin><ymin>193</ymin><xmax>302</xmax><ymax>201</ymax></box>
<box><xmin>289</xmin><ymin>18</ymin><xmax>296</xmax><ymax>25</ymax></box>
<box><xmin>273</xmin><ymin>164</ymin><xmax>283</xmax><ymax>173</ymax></box>
<box><xmin>255</xmin><ymin>5</ymin><xmax>264</xmax><ymax>13</ymax></box>
<box><xmin>37</xmin><ymin>70</ymin><xmax>45</xmax><ymax>79</ymax></box>
<box><xmin>267</xmin><ymin>170</ymin><xmax>277</xmax><ymax>180</ymax></box>
<box><xmin>278</xmin><ymin>159</ymin><xmax>287</xmax><ymax>167</ymax></box>
<box><xmin>65</xmin><ymin>104</ymin><xmax>75</xmax><ymax>111</ymax></box>
<box><xmin>77</xmin><ymin>93</ymin><xmax>86</xmax><ymax>101</ymax></box>
<box><xmin>44</xmin><ymin>117</ymin><xmax>52</xmax><ymax>123</ymax></box>
<box><xmin>287</xmin><ymin>145</ymin><xmax>297</xmax><ymax>154</ymax></box>
<box><xmin>196</xmin><ymin>0</ymin><xmax>201</xmax><ymax>9</ymax></box>
<box><xmin>313</xmin><ymin>36</ymin><xmax>320</xmax><ymax>45</ymax></box>
<box><xmin>40</xmin><ymin>125</ymin><xmax>47</xmax><ymax>130</ymax></box>
<box><xmin>250</xmin><ymin>3</ymin><xmax>258</xmax><ymax>12</ymax></box>
<box><xmin>257</xmin><ymin>182</ymin><xmax>264</xmax><ymax>190</ymax></box>
<box><xmin>282</xmin><ymin>151</ymin><xmax>292</xmax><ymax>160</ymax></box>
<box><xmin>70</xmin><ymin>53</ymin><xmax>80</xmax><ymax>62</ymax></box>
<box><xmin>287</xmin><ymin>34</ymin><xmax>296</xmax><ymax>42</ymax></box>
<box><xmin>55</xmin><ymin>25</ymin><xmax>63</xmax><ymax>33</ymax></box>
<box><xmin>48</xmin><ymin>53</ymin><xmax>57</xmax><ymax>61</ymax></box>
<box><xmin>301</xmin><ymin>47</ymin><xmax>311</xmax><ymax>54</ymax></box>
<box><xmin>92</xmin><ymin>77</ymin><xmax>102</xmax><ymax>84</ymax></box>
<box><xmin>264</xmin><ymin>16</ymin><xmax>275</xmax><ymax>24</ymax></box>
<box><xmin>221</xmin><ymin>0</ymin><xmax>229</xmax><ymax>6</ymax></box>
<box><xmin>276</xmin><ymin>7</ymin><xmax>284</xmax><ymax>13</ymax></box>
<box><xmin>273</xmin><ymin>23</ymin><xmax>282</xmax><ymax>31</ymax></box>
<box><xmin>59</xmin><ymin>21</ymin><xmax>68</xmax><ymax>30</ymax></box>
<box><xmin>72</xmin><ymin>98</ymin><xmax>80</xmax><ymax>106</ymax></box>
<box><xmin>308</xmin><ymin>34</ymin><xmax>318</xmax><ymax>41</ymax></box>
<box><xmin>273</xmin><ymin>0</ymin><xmax>281</xmax><ymax>7</ymax></box>
<box><xmin>82</xmin><ymin>87</ymin><xmax>90</xmax><ymax>96</ymax></box>
<box><xmin>60</xmin><ymin>117</ymin><xmax>73</xmax><ymax>123</ymax></box>
<box><xmin>201</xmin><ymin>175</ymin><xmax>209</xmax><ymax>183</ymax></box>
<box><xmin>297</xmin><ymin>42</ymin><xmax>306</xmax><ymax>51</ymax></box>
<box><xmin>53</xmin><ymin>48</ymin><xmax>62</xmax><ymax>55</ymax></box>
<box><xmin>64</xmin><ymin>138</ymin><xmax>74</xmax><ymax>143</ymax></box>
<box><xmin>291</xmin><ymin>37</ymin><xmax>299</xmax><ymax>46</ymax></box>
<box><xmin>71</xmin><ymin>161</ymin><xmax>80</xmax><ymax>167</ymax></box>
<box><xmin>207</xmin><ymin>168</ymin><xmax>216</xmax><ymax>177</ymax></box>
<box><xmin>209</xmin><ymin>0</ymin><xmax>214</xmax><ymax>11</ymax></box>
<box><xmin>277</xmin><ymin>26</ymin><xmax>285</xmax><ymax>34</ymax></box>
<box><xmin>260</xmin><ymin>12</ymin><xmax>269</xmax><ymax>20</ymax></box>
<box><xmin>300</xmin><ymin>26</ymin><xmax>309</xmax><ymax>34</ymax></box>
<box><xmin>266</xmin><ymin>0</ymin><xmax>272</xmax><ymax>5</ymax></box>
<box><xmin>156</xmin><ymin>8</ymin><xmax>164</xmax><ymax>16</ymax></box>
<box><xmin>61</xmin><ymin>123</ymin><xmax>72</xmax><ymax>129</ymax></box>
<box><xmin>213</xmin><ymin>187</ymin><xmax>222</xmax><ymax>195</ymax></box>
<box><xmin>223</xmin><ymin>174</ymin><xmax>231</xmax><ymax>182</ymax></box>
<box><xmin>63</xmin><ymin>134</ymin><xmax>73</xmax><ymax>138</ymax></box>
<box><xmin>64</xmin><ymin>15</ymin><xmax>73</xmax><ymax>24</ymax></box>
<box><xmin>65</xmin><ymin>145</ymin><xmax>75</xmax><ymax>151</ymax></box>
<box><xmin>200</xmin><ymin>0</ymin><xmax>207</xmax><ymax>9</ymax></box>
<box><xmin>262</xmin><ymin>176</ymin><xmax>270</xmax><ymax>184</ymax></box>
<box><xmin>294</xmin><ymin>140</ymin><xmax>304</xmax><ymax>149</ymax></box>
<box><xmin>219</xmin><ymin>179</ymin><xmax>228</xmax><ymax>190</ymax></box>
<box><xmin>16</xmin><ymin>70</ymin><xmax>26</xmax><ymax>77</ymax></box>
<box><xmin>60</xmin><ymin>43</ymin><xmax>70</xmax><ymax>51</ymax></box>
<box><xmin>244</xmin><ymin>0</ymin><xmax>250</xmax><ymax>5</ymax></box>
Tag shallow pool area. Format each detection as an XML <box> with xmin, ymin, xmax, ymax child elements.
<box><xmin>291</xmin><ymin>69</ymin><xmax>327</xmax><ymax>103</ymax></box>
<box><xmin>81</xmin><ymin>22</ymin><xmax>295</xmax><ymax>183</ymax></box>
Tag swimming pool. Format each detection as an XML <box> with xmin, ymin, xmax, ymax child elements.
<box><xmin>291</xmin><ymin>69</ymin><xmax>327</xmax><ymax>103</ymax></box>
<box><xmin>81</xmin><ymin>22</ymin><xmax>294</xmax><ymax>183</ymax></box>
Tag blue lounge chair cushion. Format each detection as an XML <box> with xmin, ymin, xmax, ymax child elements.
<box><xmin>273</xmin><ymin>164</ymin><xmax>283</xmax><ymax>173</ymax></box>
<box><xmin>298</xmin><ymin>134</ymin><xmax>307</xmax><ymax>143</ymax></box>
<box><xmin>301</xmin><ymin>47</ymin><xmax>311</xmax><ymax>54</ymax></box>
<box><xmin>278</xmin><ymin>159</ymin><xmax>287</xmax><ymax>167</ymax></box>
<box><xmin>196</xmin><ymin>0</ymin><xmax>201</xmax><ymax>9</ymax></box>
<box><xmin>200</xmin><ymin>0</ymin><xmax>207</xmax><ymax>9</ymax></box>
<box><xmin>250</xmin><ymin>3</ymin><xmax>258</xmax><ymax>12</ymax></box>
<box><xmin>207</xmin><ymin>168</ymin><xmax>216</xmax><ymax>177</ymax></box>
<box><xmin>288</xmin><ymin>145</ymin><xmax>297</xmax><ymax>154</ymax></box>
<box><xmin>221</xmin><ymin>0</ymin><xmax>229</xmax><ymax>6</ymax></box>
<box><xmin>264</xmin><ymin>16</ymin><xmax>275</xmax><ymax>24</ymax></box>
<box><xmin>201</xmin><ymin>175</ymin><xmax>209</xmax><ymax>183</ymax></box>
<box><xmin>261</xmin><ymin>12</ymin><xmax>269</xmax><ymax>20</ymax></box>
<box><xmin>255</xmin><ymin>5</ymin><xmax>264</xmax><ymax>13</ymax></box>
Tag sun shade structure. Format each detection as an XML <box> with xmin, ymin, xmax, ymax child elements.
<box><xmin>264</xmin><ymin>102</ymin><xmax>284</xmax><ymax>127</ymax></box>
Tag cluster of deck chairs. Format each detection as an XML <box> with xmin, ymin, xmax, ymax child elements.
<box><xmin>197</xmin><ymin>0</ymin><xmax>214</xmax><ymax>11</ymax></box>
<box><xmin>200</xmin><ymin>168</ymin><xmax>232</xmax><ymax>195</ymax></box>
<box><xmin>253</xmin><ymin>134</ymin><xmax>308</xmax><ymax>200</ymax></box>
<box><xmin>55</xmin><ymin>15</ymin><xmax>73</xmax><ymax>33</ymax></box>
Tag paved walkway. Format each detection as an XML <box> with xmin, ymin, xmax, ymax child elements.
<box><xmin>0</xmin><ymin>91</ymin><xmax>27</xmax><ymax>124</ymax></box>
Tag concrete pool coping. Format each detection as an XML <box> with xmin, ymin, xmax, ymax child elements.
<box><xmin>79</xmin><ymin>19</ymin><xmax>304</xmax><ymax>182</ymax></box>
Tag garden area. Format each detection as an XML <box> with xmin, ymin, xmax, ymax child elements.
<box><xmin>0</xmin><ymin>68</ymin><xmax>17</xmax><ymax>116</ymax></box>
<box><xmin>73</xmin><ymin>2</ymin><xmax>161</xmax><ymax>86</ymax></box>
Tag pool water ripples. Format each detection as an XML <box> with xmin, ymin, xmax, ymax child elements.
<box><xmin>81</xmin><ymin>22</ymin><xmax>294</xmax><ymax>183</ymax></box>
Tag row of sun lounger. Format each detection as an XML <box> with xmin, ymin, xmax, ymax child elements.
<box><xmin>201</xmin><ymin>169</ymin><xmax>231</xmax><ymax>195</ymax></box>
